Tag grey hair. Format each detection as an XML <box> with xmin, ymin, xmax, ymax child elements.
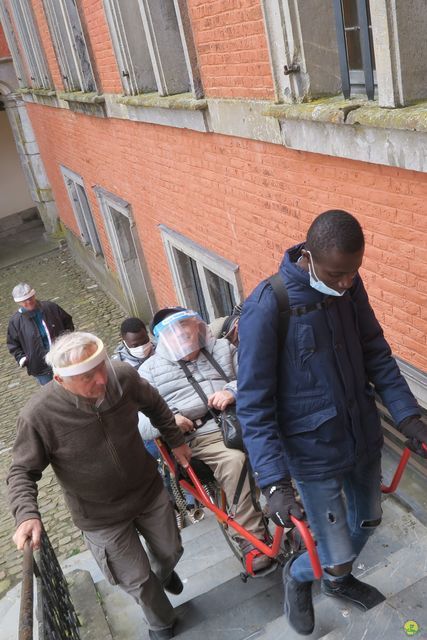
<box><xmin>45</xmin><ymin>331</ymin><xmax>100</xmax><ymax>371</ymax></box>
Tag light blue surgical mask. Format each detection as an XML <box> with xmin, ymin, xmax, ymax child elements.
<box><xmin>306</xmin><ymin>250</ymin><xmax>346</xmax><ymax>297</ymax></box>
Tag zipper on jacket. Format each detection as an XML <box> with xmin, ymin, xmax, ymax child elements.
<box><xmin>96</xmin><ymin>412</ymin><xmax>126</xmax><ymax>480</ymax></box>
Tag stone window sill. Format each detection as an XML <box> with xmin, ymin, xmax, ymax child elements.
<box><xmin>263</xmin><ymin>96</ymin><xmax>427</xmax><ymax>133</ymax></box>
<box><xmin>58</xmin><ymin>91</ymin><xmax>106</xmax><ymax>105</ymax></box>
<box><xmin>21</xmin><ymin>87</ymin><xmax>56</xmax><ymax>97</ymax></box>
<box><xmin>115</xmin><ymin>91</ymin><xmax>207</xmax><ymax>112</ymax></box>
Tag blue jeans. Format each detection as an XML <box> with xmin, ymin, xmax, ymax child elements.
<box><xmin>34</xmin><ymin>372</ymin><xmax>53</xmax><ymax>385</ymax></box>
<box><xmin>291</xmin><ymin>456</ymin><xmax>382</xmax><ymax>583</ymax></box>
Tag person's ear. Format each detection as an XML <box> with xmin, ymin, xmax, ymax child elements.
<box><xmin>54</xmin><ymin>374</ymin><xmax>63</xmax><ymax>386</ymax></box>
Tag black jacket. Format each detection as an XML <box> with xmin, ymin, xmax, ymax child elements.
<box><xmin>7</xmin><ymin>301</ymin><xmax>74</xmax><ymax>376</ymax></box>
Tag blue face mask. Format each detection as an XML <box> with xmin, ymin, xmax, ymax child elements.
<box><xmin>306</xmin><ymin>251</ymin><xmax>346</xmax><ymax>297</ymax></box>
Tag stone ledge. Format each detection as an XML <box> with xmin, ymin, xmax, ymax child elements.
<box><xmin>20</xmin><ymin>87</ymin><xmax>56</xmax><ymax>97</ymax></box>
<box><xmin>115</xmin><ymin>91</ymin><xmax>207</xmax><ymax>111</ymax></box>
<box><xmin>264</xmin><ymin>96</ymin><xmax>427</xmax><ymax>133</ymax></box>
<box><xmin>58</xmin><ymin>91</ymin><xmax>106</xmax><ymax>105</ymax></box>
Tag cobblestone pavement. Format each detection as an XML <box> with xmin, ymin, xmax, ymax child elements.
<box><xmin>0</xmin><ymin>246</ymin><xmax>125</xmax><ymax>597</ymax></box>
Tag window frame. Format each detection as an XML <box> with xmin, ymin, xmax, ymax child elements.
<box><xmin>94</xmin><ymin>186</ymin><xmax>156</xmax><ymax>317</ymax></box>
<box><xmin>6</xmin><ymin>0</ymin><xmax>52</xmax><ymax>89</ymax></box>
<box><xmin>333</xmin><ymin>0</ymin><xmax>376</xmax><ymax>100</ymax></box>
<box><xmin>61</xmin><ymin>166</ymin><xmax>103</xmax><ymax>256</ymax></box>
<box><xmin>103</xmin><ymin>0</ymin><xmax>201</xmax><ymax>98</ymax></box>
<box><xmin>43</xmin><ymin>0</ymin><xmax>96</xmax><ymax>92</ymax></box>
<box><xmin>160</xmin><ymin>226</ymin><xmax>242</xmax><ymax>323</ymax></box>
<box><xmin>0</xmin><ymin>1</ymin><xmax>29</xmax><ymax>87</ymax></box>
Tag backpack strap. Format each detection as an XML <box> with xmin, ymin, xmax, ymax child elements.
<box><xmin>267</xmin><ymin>272</ymin><xmax>291</xmax><ymax>349</ymax></box>
<box><xmin>267</xmin><ymin>272</ymin><xmax>335</xmax><ymax>348</ymax></box>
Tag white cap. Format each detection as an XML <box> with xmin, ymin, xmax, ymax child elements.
<box><xmin>12</xmin><ymin>283</ymin><xmax>36</xmax><ymax>302</ymax></box>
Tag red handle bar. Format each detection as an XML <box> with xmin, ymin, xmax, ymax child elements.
<box><xmin>157</xmin><ymin>440</ymin><xmax>420</xmax><ymax>581</ymax></box>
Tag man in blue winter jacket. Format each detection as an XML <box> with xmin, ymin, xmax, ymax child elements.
<box><xmin>237</xmin><ymin>210</ymin><xmax>427</xmax><ymax>635</ymax></box>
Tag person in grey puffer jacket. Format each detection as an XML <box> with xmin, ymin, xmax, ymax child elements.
<box><xmin>138</xmin><ymin>307</ymin><xmax>271</xmax><ymax>573</ymax></box>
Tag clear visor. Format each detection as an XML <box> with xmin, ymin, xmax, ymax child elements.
<box><xmin>65</xmin><ymin>356</ymin><xmax>123</xmax><ymax>412</ymax></box>
<box><xmin>156</xmin><ymin>312</ymin><xmax>209</xmax><ymax>361</ymax></box>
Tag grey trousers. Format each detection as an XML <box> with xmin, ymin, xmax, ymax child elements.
<box><xmin>84</xmin><ymin>487</ymin><xmax>183</xmax><ymax>631</ymax></box>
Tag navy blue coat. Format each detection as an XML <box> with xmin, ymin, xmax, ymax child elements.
<box><xmin>237</xmin><ymin>244</ymin><xmax>419</xmax><ymax>487</ymax></box>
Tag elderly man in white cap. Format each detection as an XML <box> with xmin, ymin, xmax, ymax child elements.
<box><xmin>6</xmin><ymin>282</ymin><xmax>74</xmax><ymax>385</ymax></box>
<box><xmin>8</xmin><ymin>331</ymin><xmax>192</xmax><ymax>640</ymax></box>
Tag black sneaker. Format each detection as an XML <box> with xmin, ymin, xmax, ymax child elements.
<box><xmin>283</xmin><ymin>555</ymin><xmax>314</xmax><ymax>636</ymax></box>
<box><xmin>164</xmin><ymin>571</ymin><xmax>183</xmax><ymax>595</ymax></box>
<box><xmin>321</xmin><ymin>574</ymin><xmax>385</xmax><ymax>610</ymax></box>
<box><xmin>148</xmin><ymin>627</ymin><xmax>174</xmax><ymax>640</ymax></box>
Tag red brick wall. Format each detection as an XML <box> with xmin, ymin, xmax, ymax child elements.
<box><xmin>187</xmin><ymin>0</ymin><xmax>275</xmax><ymax>99</ymax></box>
<box><xmin>0</xmin><ymin>23</ymin><xmax>10</xmax><ymax>58</ymax></box>
<box><xmin>25</xmin><ymin>103</ymin><xmax>427</xmax><ymax>371</ymax></box>
<box><xmin>76</xmin><ymin>0</ymin><xmax>122</xmax><ymax>94</ymax></box>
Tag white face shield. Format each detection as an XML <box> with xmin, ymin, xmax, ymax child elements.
<box><xmin>55</xmin><ymin>338</ymin><xmax>123</xmax><ymax>411</ymax></box>
<box><xmin>153</xmin><ymin>310</ymin><xmax>209</xmax><ymax>361</ymax></box>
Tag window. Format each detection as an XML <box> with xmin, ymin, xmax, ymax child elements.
<box><xmin>61</xmin><ymin>167</ymin><xmax>103</xmax><ymax>255</ymax></box>
<box><xmin>333</xmin><ymin>0</ymin><xmax>376</xmax><ymax>99</ymax></box>
<box><xmin>0</xmin><ymin>1</ymin><xmax>29</xmax><ymax>87</ymax></box>
<box><xmin>94</xmin><ymin>187</ymin><xmax>156</xmax><ymax>317</ymax></box>
<box><xmin>43</xmin><ymin>0</ymin><xmax>96</xmax><ymax>92</ymax></box>
<box><xmin>160</xmin><ymin>226</ymin><xmax>242</xmax><ymax>323</ymax></box>
<box><xmin>6</xmin><ymin>0</ymin><xmax>51</xmax><ymax>88</ymax></box>
<box><xmin>104</xmin><ymin>0</ymin><xmax>192</xmax><ymax>96</ymax></box>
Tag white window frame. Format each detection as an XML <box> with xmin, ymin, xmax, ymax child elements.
<box><xmin>103</xmin><ymin>0</ymin><xmax>201</xmax><ymax>97</ymax></box>
<box><xmin>6</xmin><ymin>0</ymin><xmax>51</xmax><ymax>89</ymax></box>
<box><xmin>43</xmin><ymin>0</ymin><xmax>96</xmax><ymax>92</ymax></box>
<box><xmin>102</xmin><ymin>0</ymin><xmax>156</xmax><ymax>96</ymax></box>
<box><xmin>0</xmin><ymin>1</ymin><xmax>29</xmax><ymax>87</ymax></box>
<box><xmin>160</xmin><ymin>226</ymin><xmax>242</xmax><ymax>323</ymax></box>
<box><xmin>61</xmin><ymin>166</ymin><xmax>103</xmax><ymax>255</ymax></box>
<box><xmin>95</xmin><ymin>187</ymin><xmax>156</xmax><ymax>317</ymax></box>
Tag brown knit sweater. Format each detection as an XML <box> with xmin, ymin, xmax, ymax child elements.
<box><xmin>7</xmin><ymin>361</ymin><xmax>184</xmax><ymax>531</ymax></box>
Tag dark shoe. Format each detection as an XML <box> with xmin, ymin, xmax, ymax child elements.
<box><xmin>148</xmin><ymin>627</ymin><xmax>174</xmax><ymax>640</ymax></box>
<box><xmin>283</xmin><ymin>555</ymin><xmax>314</xmax><ymax>636</ymax></box>
<box><xmin>164</xmin><ymin>571</ymin><xmax>183</xmax><ymax>595</ymax></box>
<box><xmin>321</xmin><ymin>574</ymin><xmax>386</xmax><ymax>610</ymax></box>
<box><xmin>237</xmin><ymin>538</ymin><xmax>273</xmax><ymax>572</ymax></box>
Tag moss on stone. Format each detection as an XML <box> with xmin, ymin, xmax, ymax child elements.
<box><xmin>116</xmin><ymin>91</ymin><xmax>208</xmax><ymax>111</ymax></box>
<box><xmin>58</xmin><ymin>91</ymin><xmax>105</xmax><ymax>104</ymax></box>
<box><xmin>263</xmin><ymin>95</ymin><xmax>427</xmax><ymax>133</ymax></box>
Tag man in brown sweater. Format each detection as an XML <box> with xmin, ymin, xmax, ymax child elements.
<box><xmin>7</xmin><ymin>331</ymin><xmax>191</xmax><ymax>640</ymax></box>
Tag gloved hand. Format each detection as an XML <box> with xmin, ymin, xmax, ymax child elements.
<box><xmin>399</xmin><ymin>416</ymin><xmax>427</xmax><ymax>459</ymax></box>
<box><xmin>262</xmin><ymin>479</ymin><xmax>304</xmax><ymax>528</ymax></box>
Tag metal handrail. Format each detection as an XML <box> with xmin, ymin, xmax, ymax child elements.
<box><xmin>18</xmin><ymin>541</ymin><xmax>34</xmax><ymax>640</ymax></box>
<box><xmin>18</xmin><ymin>530</ymin><xmax>81</xmax><ymax>640</ymax></box>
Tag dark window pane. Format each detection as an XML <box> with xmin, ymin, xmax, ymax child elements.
<box><xmin>204</xmin><ymin>268</ymin><xmax>235</xmax><ymax>318</ymax></box>
<box><xmin>173</xmin><ymin>249</ymin><xmax>209</xmax><ymax>322</ymax></box>
<box><xmin>342</xmin><ymin>0</ymin><xmax>375</xmax><ymax>71</ymax></box>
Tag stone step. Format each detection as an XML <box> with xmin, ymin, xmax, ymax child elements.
<box><xmin>255</xmin><ymin>499</ymin><xmax>427</xmax><ymax>640</ymax></box>
<box><xmin>320</xmin><ymin>575</ymin><xmax>427</xmax><ymax>640</ymax></box>
<box><xmin>174</xmin><ymin>570</ymin><xmax>283</xmax><ymax>639</ymax></box>
<box><xmin>68</xmin><ymin>495</ymin><xmax>427</xmax><ymax>640</ymax></box>
<box><xmin>94</xmin><ymin>512</ymin><xmax>244</xmax><ymax>639</ymax></box>
<box><xmin>66</xmin><ymin>569</ymin><xmax>113</xmax><ymax>640</ymax></box>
